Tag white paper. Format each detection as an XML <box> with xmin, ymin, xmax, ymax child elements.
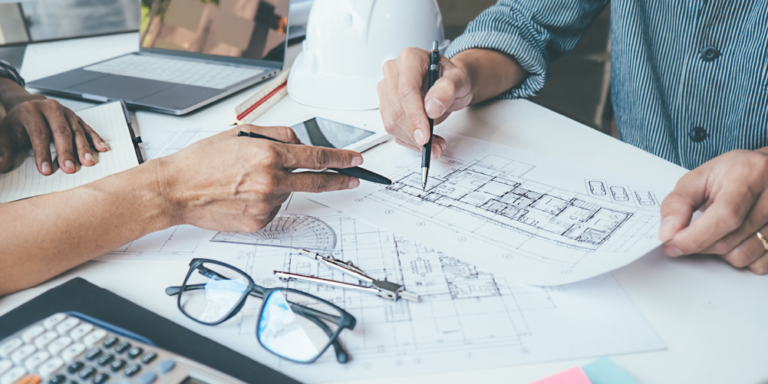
<box><xmin>311</xmin><ymin>133</ymin><xmax>668</xmax><ymax>286</ymax></box>
<box><xmin>0</xmin><ymin>102</ymin><xmax>139</xmax><ymax>203</ymax></box>
<box><xmin>167</xmin><ymin>207</ymin><xmax>664</xmax><ymax>383</ymax></box>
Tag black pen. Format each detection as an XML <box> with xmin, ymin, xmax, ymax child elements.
<box><xmin>238</xmin><ymin>131</ymin><xmax>392</xmax><ymax>185</ymax></box>
<box><xmin>422</xmin><ymin>41</ymin><xmax>441</xmax><ymax>191</ymax></box>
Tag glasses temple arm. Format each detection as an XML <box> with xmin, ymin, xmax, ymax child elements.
<box><xmin>165</xmin><ymin>284</ymin><xmax>265</xmax><ymax>299</ymax></box>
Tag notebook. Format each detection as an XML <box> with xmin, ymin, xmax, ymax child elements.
<box><xmin>0</xmin><ymin>101</ymin><xmax>143</xmax><ymax>203</ymax></box>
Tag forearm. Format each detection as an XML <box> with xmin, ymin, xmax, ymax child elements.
<box><xmin>0</xmin><ymin>159</ymin><xmax>172</xmax><ymax>295</ymax></box>
<box><xmin>0</xmin><ymin>78</ymin><xmax>43</xmax><ymax>113</ymax></box>
<box><xmin>452</xmin><ymin>48</ymin><xmax>527</xmax><ymax>105</ymax></box>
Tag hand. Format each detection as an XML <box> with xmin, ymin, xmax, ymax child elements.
<box><xmin>156</xmin><ymin>125</ymin><xmax>363</xmax><ymax>233</ymax></box>
<box><xmin>659</xmin><ymin>150</ymin><xmax>768</xmax><ymax>274</ymax></box>
<box><xmin>377</xmin><ymin>47</ymin><xmax>473</xmax><ymax>159</ymax></box>
<box><xmin>0</xmin><ymin>97</ymin><xmax>108</xmax><ymax>175</ymax></box>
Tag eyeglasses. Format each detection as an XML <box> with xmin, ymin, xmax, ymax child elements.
<box><xmin>165</xmin><ymin>259</ymin><xmax>357</xmax><ymax>364</ymax></box>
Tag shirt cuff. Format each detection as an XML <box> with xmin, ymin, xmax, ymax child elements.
<box><xmin>445</xmin><ymin>30</ymin><xmax>548</xmax><ymax>99</ymax></box>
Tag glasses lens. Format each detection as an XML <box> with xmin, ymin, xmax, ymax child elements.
<box><xmin>258</xmin><ymin>289</ymin><xmax>343</xmax><ymax>363</ymax></box>
<box><xmin>179</xmin><ymin>262</ymin><xmax>250</xmax><ymax>324</ymax></box>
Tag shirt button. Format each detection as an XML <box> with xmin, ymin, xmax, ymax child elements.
<box><xmin>689</xmin><ymin>127</ymin><xmax>707</xmax><ymax>142</ymax></box>
<box><xmin>700</xmin><ymin>46</ymin><xmax>720</xmax><ymax>62</ymax></box>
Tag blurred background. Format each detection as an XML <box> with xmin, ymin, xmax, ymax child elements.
<box><xmin>0</xmin><ymin>0</ymin><xmax>611</xmax><ymax>133</ymax></box>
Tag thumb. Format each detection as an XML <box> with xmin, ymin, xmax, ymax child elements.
<box><xmin>658</xmin><ymin>171</ymin><xmax>707</xmax><ymax>243</ymax></box>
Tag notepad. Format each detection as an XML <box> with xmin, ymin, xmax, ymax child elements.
<box><xmin>0</xmin><ymin>101</ymin><xmax>142</xmax><ymax>203</ymax></box>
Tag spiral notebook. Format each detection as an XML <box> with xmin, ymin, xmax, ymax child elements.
<box><xmin>0</xmin><ymin>101</ymin><xmax>143</xmax><ymax>203</ymax></box>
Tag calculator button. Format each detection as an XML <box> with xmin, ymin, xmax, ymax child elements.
<box><xmin>113</xmin><ymin>343</ymin><xmax>130</xmax><ymax>355</ymax></box>
<box><xmin>33</xmin><ymin>333</ymin><xmax>58</xmax><ymax>350</ymax></box>
<box><xmin>68</xmin><ymin>325</ymin><xmax>93</xmax><ymax>342</ymax></box>
<box><xmin>55</xmin><ymin>319</ymin><xmax>79</xmax><ymax>336</ymax></box>
<box><xmin>10</xmin><ymin>345</ymin><xmax>36</xmax><ymax>365</ymax></box>
<box><xmin>0</xmin><ymin>361</ymin><xmax>11</xmax><ymax>375</ymax></box>
<box><xmin>156</xmin><ymin>361</ymin><xmax>175</xmax><ymax>374</ymax></box>
<box><xmin>78</xmin><ymin>367</ymin><xmax>96</xmax><ymax>380</ymax></box>
<box><xmin>96</xmin><ymin>354</ymin><xmax>113</xmax><ymax>367</ymax></box>
<box><xmin>15</xmin><ymin>374</ymin><xmax>41</xmax><ymax>384</ymax></box>
<box><xmin>46</xmin><ymin>338</ymin><xmax>72</xmax><ymax>356</ymax></box>
<box><xmin>101</xmin><ymin>338</ymin><xmax>118</xmax><ymax>350</ymax></box>
<box><xmin>84</xmin><ymin>349</ymin><xmax>101</xmax><ymax>362</ymax></box>
<box><xmin>136</xmin><ymin>372</ymin><xmax>156</xmax><ymax>384</ymax></box>
<box><xmin>21</xmin><ymin>326</ymin><xmax>46</xmax><ymax>343</ymax></box>
<box><xmin>47</xmin><ymin>375</ymin><xmax>65</xmax><ymax>384</ymax></box>
<box><xmin>23</xmin><ymin>351</ymin><xmax>51</xmax><ymax>371</ymax></box>
<box><xmin>0</xmin><ymin>340</ymin><xmax>22</xmax><ymax>358</ymax></box>
<box><xmin>42</xmin><ymin>315</ymin><xmax>67</xmax><ymax>331</ymax></box>
<box><xmin>81</xmin><ymin>331</ymin><xmax>106</xmax><ymax>349</ymax></box>
<box><xmin>108</xmin><ymin>360</ymin><xmax>125</xmax><ymax>373</ymax></box>
<box><xmin>0</xmin><ymin>366</ymin><xmax>26</xmax><ymax>384</ymax></box>
<box><xmin>91</xmin><ymin>373</ymin><xmax>109</xmax><ymax>384</ymax></box>
<box><xmin>60</xmin><ymin>344</ymin><xmax>86</xmax><ymax>364</ymax></box>
<box><xmin>37</xmin><ymin>358</ymin><xmax>64</xmax><ymax>378</ymax></box>
<box><xmin>139</xmin><ymin>353</ymin><xmax>156</xmax><ymax>365</ymax></box>
<box><xmin>126</xmin><ymin>348</ymin><xmax>142</xmax><ymax>360</ymax></box>
<box><xmin>123</xmin><ymin>364</ymin><xmax>140</xmax><ymax>378</ymax></box>
<box><xmin>66</xmin><ymin>362</ymin><xmax>83</xmax><ymax>375</ymax></box>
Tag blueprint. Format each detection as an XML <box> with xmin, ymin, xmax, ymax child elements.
<box><xmin>312</xmin><ymin>133</ymin><xmax>668</xmax><ymax>286</ymax></box>
<box><xmin>170</xmin><ymin>207</ymin><xmax>663</xmax><ymax>383</ymax></box>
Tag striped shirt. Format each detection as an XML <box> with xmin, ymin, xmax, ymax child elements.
<box><xmin>446</xmin><ymin>0</ymin><xmax>768</xmax><ymax>170</ymax></box>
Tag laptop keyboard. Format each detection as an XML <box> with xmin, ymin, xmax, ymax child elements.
<box><xmin>84</xmin><ymin>55</ymin><xmax>267</xmax><ymax>90</ymax></box>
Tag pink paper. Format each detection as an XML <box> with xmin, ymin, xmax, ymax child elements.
<box><xmin>530</xmin><ymin>367</ymin><xmax>593</xmax><ymax>384</ymax></box>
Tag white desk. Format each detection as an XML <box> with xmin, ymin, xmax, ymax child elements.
<box><xmin>3</xmin><ymin>33</ymin><xmax>768</xmax><ymax>384</ymax></box>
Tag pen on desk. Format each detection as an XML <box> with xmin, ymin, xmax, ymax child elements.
<box><xmin>237</xmin><ymin>131</ymin><xmax>392</xmax><ymax>185</ymax></box>
<box><xmin>422</xmin><ymin>41</ymin><xmax>441</xmax><ymax>191</ymax></box>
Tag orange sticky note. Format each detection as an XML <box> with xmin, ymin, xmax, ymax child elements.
<box><xmin>530</xmin><ymin>367</ymin><xmax>593</xmax><ymax>384</ymax></box>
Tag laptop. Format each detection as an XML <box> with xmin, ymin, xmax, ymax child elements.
<box><xmin>28</xmin><ymin>0</ymin><xmax>290</xmax><ymax>115</ymax></box>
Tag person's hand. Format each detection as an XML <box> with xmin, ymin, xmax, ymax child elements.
<box><xmin>0</xmin><ymin>97</ymin><xmax>108</xmax><ymax>175</ymax></box>
<box><xmin>156</xmin><ymin>125</ymin><xmax>363</xmax><ymax>233</ymax></box>
<box><xmin>377</xmin><ymin>47</ymin><xmax>473</xmax><ymax>159</ymax></box>
<box><xmin>659</xmin><ymin>150</ymin><xmax>768</xmax><ymax>274</ymax></box>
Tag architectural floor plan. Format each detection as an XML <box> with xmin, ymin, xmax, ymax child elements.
<box><xmin>313</xmin><ymin>133</ymin><xmax>667</xmax><ymax>285</ymax></box>
<box><xmin>170</xmin><ymin>208</ymin><xmax>663</xmax><ymax>383</ymax></box>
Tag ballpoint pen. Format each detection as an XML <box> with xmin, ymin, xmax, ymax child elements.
<box><xmin>237</xmin><ymin>131</ymin><xmax>392</xmax><ymax>185</ymax></box>
<box><xmin>422</xmin><ymin>41</ymin><xmax>441</xmax><ymax>191</ymax></box>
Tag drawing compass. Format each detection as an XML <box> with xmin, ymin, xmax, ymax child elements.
<box><xmin>274</xmin><ymin>249</ymin><xmax>421</xmax><ymax>302</ymax></box>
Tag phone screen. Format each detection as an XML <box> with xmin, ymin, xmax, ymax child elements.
<box><xmin>290</xmin><ymin>117</ymin><xmax>375</xmax><ymax>149</ymax></box>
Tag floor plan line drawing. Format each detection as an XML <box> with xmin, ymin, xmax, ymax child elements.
<box><xmin>169</xmin><ymin>208</ymin><xmax>664</xmax><ymax>383</ymax></box>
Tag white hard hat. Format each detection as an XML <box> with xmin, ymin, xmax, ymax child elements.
<box><xmin>288</xmin><ymin>0</ymin><xmax>447</xmax><ymax>110</ymax></box>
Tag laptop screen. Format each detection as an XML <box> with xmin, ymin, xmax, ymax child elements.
<box><xmin>139</xmin><ymin>0</ymin><xmax>289</xmax><ymax>63</ymax></box>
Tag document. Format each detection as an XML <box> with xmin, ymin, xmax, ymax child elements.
<box><xmin>161</xmin><ymin>207</ymin><xmax>664</xmax><ymax>384</ymax></box>
<box><xmin>311</xmin><ymin>133</ymin><xmax>668</xmax><ymax>286</ymax></box>
<box><xmin>0</xmin><ymin>102</ymin><xmax>140</xmax><ymax>203</ymax></box>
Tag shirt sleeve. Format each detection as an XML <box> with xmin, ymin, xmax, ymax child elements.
<box><xmin>0</xmin><ymin>60</ymin><xmax>25</xmax><ymax>87</ymax></box>
<box><xmin>445</xmin><ymin>0</ymin><xmax>608</xmax><ymax>99</ymax></box>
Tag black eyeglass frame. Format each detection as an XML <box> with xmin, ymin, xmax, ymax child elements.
<box><xmin>165</xmin><ymin>258</ymin><xmax>357</xmax><ymax>364</ymax></box>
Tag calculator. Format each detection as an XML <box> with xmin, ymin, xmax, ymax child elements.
<box><xmin>0</xmin><ymin>312</ymin><xmax>246</xmax><ymax>384</ymax></box>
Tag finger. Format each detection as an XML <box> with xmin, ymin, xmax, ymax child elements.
<box><xmin>423</xmin><ymin>60</ymin><xmax>470</xmax><ymax>120</ymax></box>
<box><xmin>43</xmin><ymin>104</ymin><xmax>77</xmax><ymax>173</ymax></box>
<box><xmin>281</xmin><ymin>171</ymin><xmax>359</xmax><ymax>193</ymax></box>
<box><xmin>719</xmin><ymin>231</ymin><xmax>766</xmax><ymax>268</ymax></box>
<box><xmin>665</xmin><ymin>185</ymin><xmax>758</xmax><ymax>256</ymax></box>
<box><xmin>239</xmin><ymin>124</ymin><xmax>301</xmax><ymax>145</ymax></box>
<box><xmin>748</xmin><ymin>254</ymin><xmax>768</xmax><ymax>275</ymax></box>
<box><xmin>77</xmin><ymin>115</ymin><xmax>108</xmax><ymax>152</ymax></box>
<box><xmin>67</xmin><ymin>115</ymin><xmax>95</xmax><ymax>167</ymax></box>
<box><xmin>396</xmin><ymin>48</ymin><xmax>432</xmax><ymax>146</ymax></box>
<box><xmin>0</xmin><ymin>130</ymin><xmax>15</xmax><ymax>173</ymax></box>
<box><xmin>22</xmin><ymin>111</ymin><xmax>54</xmax><ymax>176</ymax></box>
<box><xmin>700</xmin><ymin>194</ymin><xmax>768</xmax><ymax>256</ymax></box>
<box><xmin>382</xmin><ymin>68</ymin><xmax>422</xmax><ymax>148</ymax></box>
<box><xmin>658</xmin><ymin>169</ymin><xmax>708</xmax><ymax>252</ymax></box>
<box><xmin>277</xmin><ymin>144</ymin><xmax>363</xmax><ymax>170</ymax></box>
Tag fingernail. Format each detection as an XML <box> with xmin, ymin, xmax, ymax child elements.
<box><xmin>348</xmin><ymin>178</ymin><xmax>360</xmax><ymax>189</ymax></box>
<box><xmin>425</xmin><ymin>98</ymin><xmax>445</xmax><ymax>118</ymax></box>
<box><xmin>439</xmin><ymin>140</ymin><xmax>447</xmax><ymax>151</ymax></box>
<box><xmin>65</xmin><ymin>160</ymin><xmax>74</xmax><ymax>170</ymax></box>
<box><xmin>351</xmin><ymin>155</ymin><xmax>363</xmax><ymax>167</ymax></box>
<box><xmin>658</xmin><ymin>216</ymin><xmax>678</xmax><ymax>241</ymax></box>
<box><xmin>42</xmin><ymin>161</ymin><xmax>51</xmax><ymax>175</ymax></box>
<box><xmin>413</xmin><ymin>130</ymin><xmax>426</xmax><ymax>145</ymax></box>
<box><xmin>663</xmin><ymin>246</ymin><xmax>684</xmax><ymax>257</ymax></box>
<box><xmin>84</xmin><ymin>153</ymin><xmax>93</xmax><ymax>162</ymax></box>
<box><xmin>100</xmin><ymin>142</ymin><xmax>109</xmax><ymax>150</ymax></box>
